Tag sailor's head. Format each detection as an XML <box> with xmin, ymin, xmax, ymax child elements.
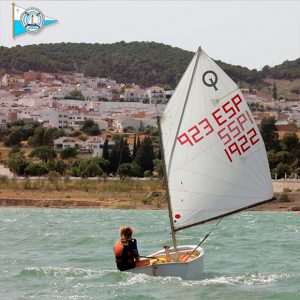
<box><xmin>119</xmin><ymin>225</ymin><xmax>133</xmax><ymax>241</ymax></box>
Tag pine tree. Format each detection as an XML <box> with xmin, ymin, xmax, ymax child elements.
<box><xmin>136</xmin><ymin>135</ymin><xmax>141</xmax><ymax>153</ymax></box>
<box><xmin>109</xmin><ymin>137</ymin><xmax>131</xmax><ymax>173</ymax></box>
<box><xmin>102</xmin><ymin>138</ymin><xmax>109</xmax><ymax>160</ymax></box>
<box><xmin>134</xmin><ymin>136</ymin><xmax>154</xmax><ymax>174</ymax></box>
<box><xmin>132</xmin><ymin>134</ymin><xmax>137</xmax><ymax>160</ymax></box>
<box><xmin>272</xmin><ymin>82</ymin><xmax>278</xmax><ymax>100</ymax></box>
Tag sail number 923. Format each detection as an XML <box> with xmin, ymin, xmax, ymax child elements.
<box><xmin>176</xmin><ymin>94</ymin><xmax>260</xmax><ymax>162</ymax></box>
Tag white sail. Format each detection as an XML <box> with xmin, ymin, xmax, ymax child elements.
<box><xmin>160</xmin><ymin>48</ymin><xmax>273</xmax><ymax>231</ymax></box>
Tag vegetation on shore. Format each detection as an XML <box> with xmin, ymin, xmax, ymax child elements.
<box><xmin>261</xmin><ymin>117</ymin><xmax>300</xmax><ymax>178</ymax></box>
<box><xmin>0</xmin><ymin>119</ymin><xmax>162</xmax><ymax>178</ymax></box>
<box><xmin>0</xmin><ymin>116</ymin><xmax>299</xmax><ymax>179</ymax></box>
<box><xmin>0</xmin><ymin>42</ymin><xmax>299</xmax><ymax>88</ymax></box>
<box><xmin>0</xmin><ymin>176</ymin><xmax>166</xmax><ymax>209</ymax></box>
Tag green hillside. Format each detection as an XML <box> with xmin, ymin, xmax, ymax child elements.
<box><xmin>0</xmin><ymin>42</ymin><xmax>299</xmax><ymax>88</ymax></box>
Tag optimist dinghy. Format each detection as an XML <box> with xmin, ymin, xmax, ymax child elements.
<box><xmin>130</xmin><ymin>47</ymin><xmax>273</xmax><ymax>280</ymax></box>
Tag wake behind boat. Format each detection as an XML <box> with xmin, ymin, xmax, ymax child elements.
<box><xmin>127</xmin><ymin>47</ymin><xmax>274</xmax><ymax>280</ymax></box>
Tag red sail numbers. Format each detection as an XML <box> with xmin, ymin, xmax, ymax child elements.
<box><xmin>177</xmin><ymin>94</ymin><xmax>260</xmax><ymax>162</ymax></box>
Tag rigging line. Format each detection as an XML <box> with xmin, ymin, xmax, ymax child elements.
<box><xmin>167</xmin><ymin>48</ymin><xmax>201</xmax><ymax>176</ymax></box>
<box><xmin>184</xmin><ymin>218</ymin><xmax>223</xmax><ymax>262</ymax></box>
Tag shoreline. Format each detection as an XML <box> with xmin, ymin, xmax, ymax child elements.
<box><xmin>0</xmin><ymin>180</ymin><xmax>299</xmax><ymax>211</ymax></box>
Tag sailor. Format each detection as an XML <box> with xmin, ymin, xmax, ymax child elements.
<box><xmin>114</xmin><ymin>226</ymin><xmax>150</xmax><ymax>271</ymax></box>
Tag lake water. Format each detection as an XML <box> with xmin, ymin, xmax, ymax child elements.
<box><xmin>0</xmin><ymin>209</ymin><xmax>299</xmax><ymax>299</ymax></box>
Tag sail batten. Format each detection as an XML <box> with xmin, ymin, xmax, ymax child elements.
<box><xmin>161</xmin><ymin>48</ymin><xmax>273</xmax><ymax>231</ymax></box>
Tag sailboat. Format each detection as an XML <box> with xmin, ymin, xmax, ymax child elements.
<box><xmin>130</xmin><ymin>47</ymin><xmax>274</xmax><ymax>280</ymax></box>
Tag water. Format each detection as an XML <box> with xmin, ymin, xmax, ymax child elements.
<box><xmin>0</xmin><ymin>209</ymin><xmax>299</xmax><ymax>299</ymax></box>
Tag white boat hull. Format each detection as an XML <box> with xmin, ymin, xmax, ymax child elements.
<box><xmin>129</xmin><ymin>245</ymin><xmax>204</xmax><ymax>280</ymax></box>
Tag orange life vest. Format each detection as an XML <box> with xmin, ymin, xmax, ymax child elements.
<box><xmin>114</xmin><ymin>240</ymin><xmax>134</xmax><ymax>264</ymax></box>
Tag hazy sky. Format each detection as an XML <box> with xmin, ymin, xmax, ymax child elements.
<box><xmin>0</xmin><ymin>0</ymin><xmax>299</xmax><ymax>70</ymax></box>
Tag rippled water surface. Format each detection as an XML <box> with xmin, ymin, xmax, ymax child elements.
<box><xmin>0</xmin><ymin>209</ymin><xmax>299</xmax><ymax>299</ymax></box>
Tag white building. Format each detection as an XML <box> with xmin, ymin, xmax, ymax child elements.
<box><xmin>124</xmin><ymin>88</ymin><xmax>141</xmax><ymax>102</ymax></box>
<box><xmin>68</xmin><ymin>112</ymin><xmax>88</xmax><ymax>130</ymax></box>
<box><xmin>41</xmin><ymin>108</ymin><xmax>70</xmax><ymax>130</ymax></box>
<box><xmin>146</xmin><ymin>86</ymin><xmax>167</xmax><ymax>104</ymax></box>
<box><xmin>54</xmin><ymin>136</ymin><xmax>83</xmax><ymax>149</ymax></box>
<box><xmin>0</xmin><ymin>110</ymin><xmax>8</xmax><ymax>128</ymax></box>
<box><xmin>83</xmin><ymin>136</ymin><xmax>104</xmax><ymax>156</ymax></box>
<box><xmin>84</xmin><ymin>136</ymin><xmax>115</xmax><ymax>157</ymax></box>
<box><xmin>86</xmin><ymin>77</ymin><xmax>99</xmax><ymax>89</ymax></box>
<box><xmin>112</xmin><ymin>116</ymin><xmax>157</xmax><ymax>133</ymax></box>
<box><xmin>91</xmin><ymin>118</ymin><xmax>109</xmax><ymax>131</ymax></box>
<box><xmin>1</xmin><ymin>74</ymin><xmax>17</xmax><ymax>86</ymax></box>
<box><xmin>18</xmin><ymin>96</ymin><xmax>53</xmax><ymax>107</ymax></box>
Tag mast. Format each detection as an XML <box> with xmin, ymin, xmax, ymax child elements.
<box><xmin>12</xmin><ymin>1</ymin><xmax>15</xmax><ymax>39</ymax></box>
<box><xmin>157</xmin><ymin>116</ymin><xmax>177</xmax><ymax>250</ymax></box>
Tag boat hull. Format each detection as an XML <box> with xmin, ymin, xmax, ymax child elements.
<box><xmin>128</xmin><ymin>245</ymin><xmax>204</xmax><ymax>280</ymax></box>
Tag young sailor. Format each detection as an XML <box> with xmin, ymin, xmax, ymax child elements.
<box><xmin>114</xmin><ymin>226</ymin><xmax>149</xmax><ymax>271</ymax></box>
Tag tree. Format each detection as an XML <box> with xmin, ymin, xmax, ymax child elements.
<box><xmin>81</xmin><ymin>119</ymin><xmax>100</xmax><ymax>135</ymax></box>
<box><xmin>28</xmin><ymin>127</ymin><xmax>64</xmax><ymax>147</ymax></box>
<box><xmin>136</xmin><ymin>135</ymin><xmax>141</xmax><ymax>154</ymax></box>
<box><xmin>134</xmin><ymin>136</ymin><xmax>154</xmax><ymax>173</ymax></box>
<box><xmin>267</xmin><ymin>150</ymin><xmax>289</xmax><ymax>170</ymax></box>
<box><xmin>153</xmin><ymin>159</ymin><xmax>163</xmax><ymax>178</ymax></box>
<box><xmin>102</xmin><ymin>138</ymin><xmax>109</xmax><ymax>160</ymax></box>
<box><xmin>109</xmin><ymin>136</ymin><xmax>131</xmax><ymax>173</ymax></box>
<box><xmin>259</xmin><ymin>117</ymin><xmax>280</xmax><ymax>151</ymax></box>
<box><xmin>54</xmin><ymin>160</ymin><xmax>67</xmax><ymax>175</ymax></box>
<box><xmin>65</xmin><ymin>89</ymin><xmax>85</xmax><ymax>100</ymax></box>
<box><xmin>272</xmin><ymin>82</ymin><xmax>278</xmax><ymax>100</ymax></box>
<box><xmin>24</xmin><ymin>163</ymin><xmax>48</xmax><ymax>176</ymax></box>
<box><xmin>81</xmin><ymin>160</ymin><xmax>103</xmax><ymax>177</ymax></box>
<box><xmin>130</xmin><ymin>163</ymin><xmax>142</xmax><ymax>177</ymax></box>
<box><xmin>90</xmin><ymin>157</ymin><xmax>110</xmax><ymax>174</ymax></box>
<box><xmin>69</xmin><ymin>157</ymin><xmax>109</xmax><ymax>177</ymax></box>
<box><xmin>132</xmin><ymin>134</ymin><xmax>137</xmax><ymax>160</ymax></box>
<box><xmin>274</xmin><ymin>162</ymin><xmax>290</xmax><ymax>179</ymax></box>
<box><xmin>28</xmin><ymin>127</ymin><xmax>45</xmax><ymax>147</ymax></box>
<box><xmin>60</xmin><ymin>147</ymin><xmax>78</xmax><ymax>159</ymax></box>
<box><xmin>117</xmin><ymin>163</ymin><xmax>132</xmax><ymax>178</ymax></box>
<box><xmin>4</xmin><ymin>129</ymin><xmax>23</xmax><ymax>147</ymax></box>
<box><xmin>89</xmin><ymin>124</ymin><xmax>101</xmax><ymax>136</ymax></box>
<box><xmin>281</xmin><ymin>132</ymin><xmax>299</xmax><ymax>153</ymax></box>
<box><xmin>7</xmin><ymin>152</ymin><xmax>29</xmax><ymax>175</ymax></box>
<box><xmin>29</xmin><ymin>146</ymin><xmax>57</xmax><ymax>162</ymax></box>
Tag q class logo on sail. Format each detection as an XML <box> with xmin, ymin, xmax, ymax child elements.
<box><xmin>20</xmin><ymin>7</ymin><xmax>45</xmax><ymax>33</ymax></box>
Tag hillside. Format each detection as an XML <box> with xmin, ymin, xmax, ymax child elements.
<box><xmin>0</xmin><ymin>41</ymin><xmax>292</xmax><ymax>88</ymax></box>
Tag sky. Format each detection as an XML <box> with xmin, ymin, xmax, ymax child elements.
<box><xmin>0</xmin><ymin>0</ymin><xmax>299</xmax><ymax>70</ymax></box>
